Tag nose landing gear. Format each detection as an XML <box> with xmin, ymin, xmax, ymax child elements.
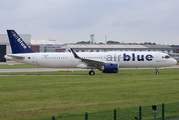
<box><xmin>155</xmin><ymin>68</ymin><xmax>159</xmax><ymax>75</ymax></box>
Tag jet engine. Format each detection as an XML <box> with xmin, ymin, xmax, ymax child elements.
<box><xmin>99</xmin><ymin>63</ymin><xmax>119</xmax><ymax>73</ymax></box>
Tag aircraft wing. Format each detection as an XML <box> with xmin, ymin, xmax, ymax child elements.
<box><xmin>5</xmin><ymin>54</ymin><xmax>25</xmax><ymax>60</ymax></box>
<box><xmin>70</xmin><ymin>48</ymin><xmax>114</xmax><ymax>67</ymax></box>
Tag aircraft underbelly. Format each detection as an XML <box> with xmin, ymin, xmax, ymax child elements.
<box><xmin>119</xmin><ymin>61</ymin><xmax>154</xmax><ymax>68</ymax></box>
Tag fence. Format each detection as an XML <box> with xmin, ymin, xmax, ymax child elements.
<box><xmin>39</xmin><ymin>102</ymin><xmax>179</xmax><ymax>120</ymax></box>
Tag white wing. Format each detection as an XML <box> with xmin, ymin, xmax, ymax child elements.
<box><xmin>70</xmin><ymin>48</ymin><xmax>116</xmax><ymax>69</ymax></box>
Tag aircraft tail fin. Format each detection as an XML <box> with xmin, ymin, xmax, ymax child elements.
<box><xmin>7</xmin><ymin>30</ymin><xmax>35</xmax><ymax>54</ymax></box>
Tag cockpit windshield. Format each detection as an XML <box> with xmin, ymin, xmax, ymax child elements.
<box><xmin>165</xmin><ymin>55</ymin><xmax>170</xmax><ymax>59</ymax></box>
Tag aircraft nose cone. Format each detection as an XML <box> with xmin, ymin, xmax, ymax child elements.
<box><xmin>174</xmin><ymin>59</ymin><xmax>177</xmax><ymax>65</ymax></box>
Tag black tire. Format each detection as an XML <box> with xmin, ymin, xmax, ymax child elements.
<box><xmin>156</xmin><ymin>72</ymin><xmax>159</xmax><ymax>75</ymax></box>
<box><xmin>89</xmin><ymin>71</ymin><xmax>95</xmax><ymax>75</ymax></box>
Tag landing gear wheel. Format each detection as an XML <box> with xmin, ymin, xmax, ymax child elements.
<box><xmin>89</xmin><ymin>71</ymin><xmax>95</xmax><ymax>75</ymax></box>
<box><xmin>155</xmin><ymin>68</ymin><xmax>159</xmax><ymax>75</ymax></box>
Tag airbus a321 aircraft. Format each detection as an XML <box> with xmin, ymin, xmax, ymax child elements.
<box><xmin>5</xmin><ymin>30</ymin><xmax>177</xmax><ymax>75</ymax></box>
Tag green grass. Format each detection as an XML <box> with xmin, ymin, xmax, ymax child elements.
<box><xmin>0</xmin><ymin>69</ymin><xmax>179</xmax><ymax>120</ymax></box>
<box><xmin>0</xmin><ymin>64</ymin><xmax>41</xmax><ymax>69</ymax></box>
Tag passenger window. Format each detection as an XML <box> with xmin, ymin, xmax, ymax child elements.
<box><xmin>165</xmin><ymin>55</ymin><xmax>170</xmax><ymax>59</ymax></box>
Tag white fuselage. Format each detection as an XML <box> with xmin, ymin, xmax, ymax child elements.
<box><xmin>5</xmin><ymin>52</ymin><xmax>177</xmax><ymax>69</ymax></box>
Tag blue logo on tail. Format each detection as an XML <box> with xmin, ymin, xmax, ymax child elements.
<box><xmin>7</xmin><ymin>30</ymin><xmax>35</xmax><ymax>54</ymax></box>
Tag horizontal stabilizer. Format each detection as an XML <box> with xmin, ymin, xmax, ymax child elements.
<box><xmin>5</xmin><ymin>54</ymin><xmax>25</xmax><ymax>60</ymax></box>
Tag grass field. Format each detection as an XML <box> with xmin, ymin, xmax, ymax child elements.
<box><xmin>0</xmin><ymin>64</ymin><xmax>41</xmax><ymax>69</ymax></box>
<box><xmin>0</xmin><ymin>66</ymin><xmax>179</xmax><ymax>119</ymax></box>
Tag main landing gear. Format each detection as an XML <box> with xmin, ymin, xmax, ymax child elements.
<box><xmin>89</xmin><ymin>70</ymin><xmax>95</xmax><ymax>75</ymax></box>
<box><xmin>155</xmin><ymin>68</ymin><xmax>159</xmax><ymax>75</ymax></box>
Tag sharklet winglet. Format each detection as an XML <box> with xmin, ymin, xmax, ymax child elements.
<box><xmin>70</xmin><ymin>48</ymin><xmax>81</xmax><ymax>59</ymax></box>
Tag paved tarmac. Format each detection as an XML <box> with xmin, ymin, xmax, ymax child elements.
<box><xmin>0</xmin><ymin>62</ymin><xmax>178</xmax><ymax>73</ymax></box>
<box><xmin>0</xmin><ymin>68</ymin><xmax>85</xmax><ymax>72</ymax></box>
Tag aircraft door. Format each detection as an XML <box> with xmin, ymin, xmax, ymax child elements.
<box><xmin>33</xmin><ymin>54</ymin><xmax>37</xmax><ymax>63</ymax></box>
<box><xmin>156</xmin><ymin>53</ymin><xmax>161</xmax><ymax>62</ymax></box>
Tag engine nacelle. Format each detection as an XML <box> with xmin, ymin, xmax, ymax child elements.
<box><xmin>99</xmin><ymin>63</ymin><xmax>118</xmax><ymax>73</ymax></box>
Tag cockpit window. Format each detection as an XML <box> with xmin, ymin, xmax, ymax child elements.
<box><xmin>165</xmin><ymin>55</ymin><xmax>170</xmax><ymax>59</ymax></box>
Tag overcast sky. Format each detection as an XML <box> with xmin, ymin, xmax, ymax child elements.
<box><xmin>0</xmin><ymin>0</ymin><xmax>179</xmax><ymax>45</ymax></box>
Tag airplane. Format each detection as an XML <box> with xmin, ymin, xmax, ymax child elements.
<box><xmin>5</xmin><ymin>30</ymin><xmax>177</xmax><ymax>75</ymax></box>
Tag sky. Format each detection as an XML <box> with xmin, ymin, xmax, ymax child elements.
<box><xmin>0</xmin><ymin>0</ymin><xmax>179</xmax><ymax>45</ymax></box>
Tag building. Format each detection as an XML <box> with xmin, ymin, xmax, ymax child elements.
<box><xmin>31</xmin><ymin>40</ymin><xmax>63</xmax><ymax>52</ymax></box>
<box><xmin>60</xmin><ymin>44</ymin><xmax>173</xmax><ymax>54</ymax></box>
<box><xmin>170</xmin><ymin>53</ymin><xmax>179</xmax><ymax>62</ymax></box>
